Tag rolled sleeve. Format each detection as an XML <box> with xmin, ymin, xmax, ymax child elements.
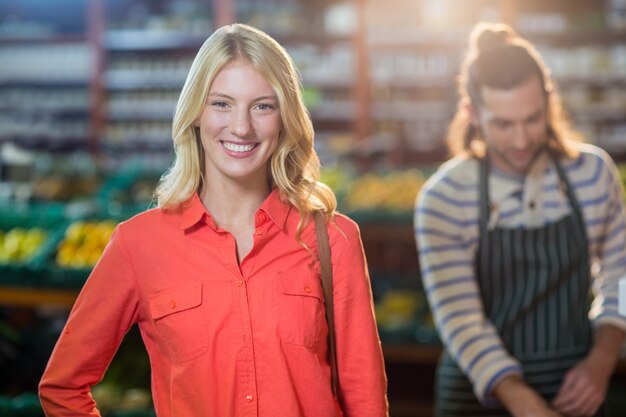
<box><xmin>39</xmin><ymin>225</ymin><xmax>140</xmax><ymax>416</ymax></box>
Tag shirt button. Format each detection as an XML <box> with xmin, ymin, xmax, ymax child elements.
<box><xmin>245</xmin><ymin>395</ymin><xmax>254</xmax><ymax>402</ymax></box>
<box><xmin>254</xmin><ymin>229</ymin><xmax>263</xmax><ymax>236</ymax></box>
<box><xmin>235</xmin><ymin>279</ymin><xmax>244</xmax><ymax>287</ymax></box>
<box><xmin>169</xmin><ymin>300</ymin><xmax>176</xmax><ymax>309</ymax></box>
<box><xmin>304</xmin><ymin>286</ymin><xmax>312</xmax><ymax>294</ymax></box>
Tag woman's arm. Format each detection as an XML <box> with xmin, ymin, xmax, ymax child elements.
<box><xmin>330</xmin><ymin>215</ymin><xmax>389</xmax><ymax>417</ymax></box>
<box><xmin>39</xmin><ymin>226</ymin><xmax>140</xmax><ymax>416</ymax></box>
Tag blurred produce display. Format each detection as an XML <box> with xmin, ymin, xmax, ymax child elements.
<box><xmin>55</xmin><ymin>220</ymin><xmax>117</xmax><ymax>268</ymax></box>
<box><xmin>110</xmin><ymin>178</ymin><xmax>157</xmax><ymax>206</ymax></box>
<box><xmin>0</xmin><ymin>228</ymin><xmax>47</xmax><ymax>263</ymax></box>
<box><xmin>374</xmin><ymin>289</ymin><xmax>438</xmax><ymax>345</ymax></box>
<box><xmin>345</xmin><ymin>169</ymin><xmax>425</xmax><ymax>212</ymax></box>
<box><xmin>319</xmin><ymin>167</ymin><xmax>426</xmax><ymax>212</ymax></box>
<box><xmin>32</xmin><ymin>175</ymin><xmax>100</xmax><ymax>202</ymax></box>
<box><xmin>92</xmin><ymin>386</ymin><xmax>153</xmax><ymax>417</ymax></box>
<box><xmin>0</xmin><ymin>391</ymin><xmax>156</xmax><ymax>417</ymax></box>
<box><xmin>318</xmin><ymin>165</ymin><xmax>349</xmax><ymax>198</ymax></box>
<box><xmin>0</xmin><ymin>393</ymin><xmax>43</xmax><ymax>417</ymax></box>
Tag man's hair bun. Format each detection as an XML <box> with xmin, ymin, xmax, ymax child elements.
<box><xmin>473</xmin><ymin>23</ymin><xmax>516</xmax><ymax>53</ymax></box>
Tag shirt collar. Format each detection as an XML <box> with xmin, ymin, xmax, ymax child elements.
<box><xmin>489</xmin><ymin>148</ymin><xmax>550</xmax><ymax>203</ymax></box>
<box><xmin>179</xmin><ymin>188</ymin><xmax>291</xmax><ymax>231</ymax></box>
<box><xmin>259</xmin><ymin>188</ymin><xmax>291</xmax><ymax>231</ymax></box>
<box><xmin>180</xmin><ymin>193</ymin><xmax>211</xmax><ymax>230</ymax></box>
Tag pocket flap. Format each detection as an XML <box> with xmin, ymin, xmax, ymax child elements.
<box><xmin>280</xmin><ymin>272</ymin><xmax>324</xmax><ymax>301</ymax></box>
<box><xmin>150</xmin><ymin>283</ymin><xmax>203</xmax><ymax>319</ymax></box>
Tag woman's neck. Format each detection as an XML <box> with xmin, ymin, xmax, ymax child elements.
<box><xmin>199</xmin><ymin>178</ymin><xmax>271</xmax><ymax>231</ymax></box>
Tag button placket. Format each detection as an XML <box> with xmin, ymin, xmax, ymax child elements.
<box><xmin>233</xmin><ymin>272</ymin><xmax>257</xmax><ymax>414</ymax></box>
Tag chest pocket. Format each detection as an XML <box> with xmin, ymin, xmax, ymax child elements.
<box><xmin>279</xmin><ymin>270</ymin><xmax>326</xmax><ymax>349</ymax></box>
<box><xmin>149</xmin><ymin>283</ymin><xmax>209</xmax><ymax>363</ymax></box>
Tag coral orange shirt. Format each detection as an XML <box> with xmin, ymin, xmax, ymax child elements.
<box><xmin>39</xmin><ymin>190</ymin><xmax>388</xmax><ymax>417</ymax></box>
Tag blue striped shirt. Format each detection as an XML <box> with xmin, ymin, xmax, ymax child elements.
<box><xmin>415</xmin><ymin>144</ymin><xmax>626</xmax><ymax>404</ymax></box>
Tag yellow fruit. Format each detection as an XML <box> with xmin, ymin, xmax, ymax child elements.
<box><xmin>56</xmin><ymin>244</ymin><xmax>76</xmax><ymax>267</ymax></box>
<box><xmin>65</xmin><ymin>221</ymin><xmax>86</xmax><ymax>245</ymax></box>
<box><xmin>57</xmin><ymin>220</ymin><xmax>118</xmax><ymax>268</ymax></box>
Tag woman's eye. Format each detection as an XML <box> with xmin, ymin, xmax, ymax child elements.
<box><xmin>255</xmin><ymin>103</ymin><xmax>275</xmax><ymax>111</ymax></box>
<box><xmin>211</xmin><ymin>101</ymin><xmax>229</xmax><ymax>108</ymax></box>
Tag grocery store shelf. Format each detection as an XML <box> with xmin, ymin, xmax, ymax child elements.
<box><xmin>0</xmin><ymin>106</ymin><xmax>90</xmax><ymax>118</ymax></box>
<box><xmin>0</xmin><ymin>285</ymin><xmax>77</xmax><ymax>308</ymax></box>
<box><xmin>383</xmin><ymin>343</ymin><xmax>441</xmax><ymax>364</ymax></box>
<box><xmin>389</xmin><ymin>400</ymin><xmax>434</xmax><ymax>417</ymax></box>
<box><xmin>571</xmin><ymin>108</ymin><xmax>626</xmax><ymax>122</ymax></box>
<box><xmin>106</xmin><ymin>110</ymin><xmax>175</xmax><ymax>121</ymax></box>
<box><xmin>556</xmin><ymin>75</ymin><xmax>626</xmax><ymax>87</ymax></box>
<box><xmin>0</xmin><ymin>136</ymin><xmax>89</xmax><ymax>151</ymax></box>
<box><xmin>0</xmin><ymin>34</ymin><xmax>87</xmax><ymax>45</ymax></box>
<box><xmin>0</xmin><ymin>79</ymin><xmax>89</xmax><ymax>88</ymax></box>
<box><xmin>101</xmin><ymin>140</ymin><xmax>173</xmax><ymax>153</ymax></box>
<box><xmin>104</xmin><ymin>30</ymin><xmax>206</xmax><ymax>51</ymax></box>
<box><xmin>527</xmin><ymin>30</ymin><xmax>626</xmax><ymax>46</ymax></box>
<box><xmin>104</xmin><ymin>73</ymin><xmax>186</xmax><ymax>90</ymax></box>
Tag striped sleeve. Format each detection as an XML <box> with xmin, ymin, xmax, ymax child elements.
<box><xmin>587</xmin><ymin>151</ymin><xmax>626</xmax><ymax>331</ymax></box>
<box><xmin>415</xmin><ymin>167</ymin><xmax>522</xmax><ymax>406</ymax></box>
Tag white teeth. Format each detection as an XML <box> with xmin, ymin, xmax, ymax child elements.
<box><xmin>222</xmin><ymin>142</ymin><xmax>256</xmax><ymax>152</ymax></box>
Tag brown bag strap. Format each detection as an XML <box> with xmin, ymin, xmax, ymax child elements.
<box><xmin>313</xmin><ymin>210</ymin><xmax>340</xmax><ymax>399</ymax></box>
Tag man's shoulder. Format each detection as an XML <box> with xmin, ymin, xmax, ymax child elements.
<box><xmin>562</xmin><ymin>142</ymin><xmax>618</xmax><ymax>176</ymax></box>
<box><xmin>421</xmin><ymin>154</ymin><xmax>479</xmax><ymax>195</ymax></box>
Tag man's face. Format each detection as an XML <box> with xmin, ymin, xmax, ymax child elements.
<box><xmin>473</xmin><ymin>77</ymin><xmax>549</xmax><ymax>175</ymax></box>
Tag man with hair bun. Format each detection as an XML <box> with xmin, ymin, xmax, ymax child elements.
<box><xmin>416</xmin><ymin>22</ymin><xmax>626</xmax><ymax>416</ymax></box>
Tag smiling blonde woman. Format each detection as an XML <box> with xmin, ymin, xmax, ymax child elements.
<box><xmin>40</xmin><ymin>24</ymin><xmax>388</xmax><ymax>417</ymax></box>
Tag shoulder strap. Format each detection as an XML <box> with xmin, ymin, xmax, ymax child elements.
<box><xmin>313</xmin><ymin>210</ymin><xmax>340</xmax><ymax>399</ymax></box>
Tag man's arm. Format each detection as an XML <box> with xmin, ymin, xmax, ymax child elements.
<box><xmin>552</xmin><ymin>325</ymin><xmax>625</xmax><ymax>417</ymax></box>
<box><xmin>494</xmin><ymin>375</ymin><xmax>562</xmax><ymax>417</ymax></box>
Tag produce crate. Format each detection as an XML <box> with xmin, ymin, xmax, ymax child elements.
<box><xmin>32</xmin><ymin>216</ymin><xmax>121</xmax><ymax>290</ymax></box>
<box><xmin>0</xmin><ymin>203</ymin><xmax>64</xmax><ymax>287</ymax></box>
<box><xmin>97</xmin><ymin>169</ymin><xmax>159</xmax><ymax>220</ymax></box>
<box><xmin>0</xmin><ymin>393</ymin><xmax>44</xmax><ymax>417</ymax></box>
<box><xmin>347</xmin><ymin>208</ymin><xmax>413</xmax><ymax>225</ymax></box>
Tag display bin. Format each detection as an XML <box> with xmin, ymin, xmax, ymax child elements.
<box><xmin>31</xmin><ymin>212</ymin><xmax>123</xmax><ymax>290</ymax></box>
<box><xmin>347</xmin><ymin>209</ymin><xmax>413</xmax><ymax>225</ymax></box>
<box><xmin>0</xmin><ymin>393</ymin><xmax>43</xmax><ymax>417</ymax></box>
<box><xmin>0</xmin><ymin>202</ymin><xmax>65</xmax><ymax>287</ymax></box>
<box><xmin>97</xmin><ymin>169</ymin><xmax>160</xmax><ymax>220</ymax></box>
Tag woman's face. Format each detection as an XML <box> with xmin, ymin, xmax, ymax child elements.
<box><xmin>473</xmin><ymin>76</ymin><xmax>549</xmax><ymax>175</ymax></box>
<box><xmin>195</xmin><ymin>60</ymin><xmax>282</xmax><ymax>189</ymax></box>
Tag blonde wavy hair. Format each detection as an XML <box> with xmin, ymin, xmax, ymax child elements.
<box><xmin>155</xmin><ymin>23</ymin><xmax>336</xmax><ymax>239</ymax></box>
<box><xmin>448</xmin><ymin>22</ymin><xmax>581</xmax><ymax>158</ymax></box>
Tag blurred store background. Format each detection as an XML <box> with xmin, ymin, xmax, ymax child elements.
<box><xmin>1</xmin><ymin>0</ymin><xmax>626</xmax><ymax>416</ymax></box>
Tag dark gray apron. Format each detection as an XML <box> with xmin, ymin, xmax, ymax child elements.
<box><xmin>434</xmin><ymin>153</ymin><xmax>605</xmax><ymax>417</ymax></box>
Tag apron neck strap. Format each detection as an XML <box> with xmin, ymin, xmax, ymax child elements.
<box><xmin>478</xmin><ymin>147</ymin><xmax>583</xmax><ymax>232</ymax></box>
